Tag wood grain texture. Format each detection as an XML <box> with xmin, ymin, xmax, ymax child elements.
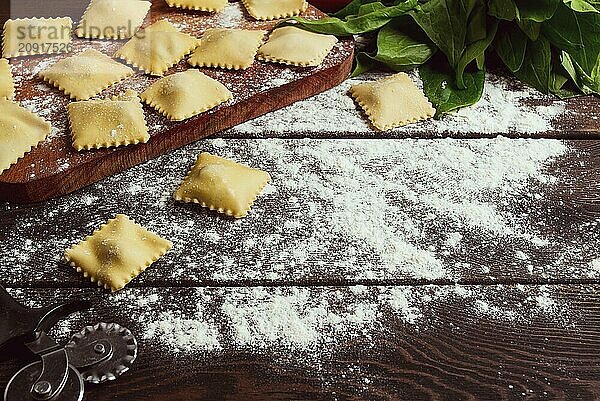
<box><xmin>1</xmin><ymin>138</ymin><xmax>599</xmax><ymax>287</ymax></box>
<box><xmin>0</xmin><ymin>1</ymin><xmax>354</xmax><ymax>203</ymax></box>
<box><xmin>1</xmin><ymin>285</ymin><xmax>599</xmax><ymax>401</ymax></box>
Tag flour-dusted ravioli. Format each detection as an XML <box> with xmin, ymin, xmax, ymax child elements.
<box><xmin>76</xmin><ymin>0</ymin><xmax>151</xmax><ymax>39</ymax></box>
<box><xmin>64</xmin><ymin>214</ymin><xmax>173</xmax><ymax>292</ymax></box>
<box><xmin>115</xmin><ymin>20</ymin><xmax>199</xmax><ymax>76</ymax></box>
<box><xmin>257</xmin><ymin>26</ymin><xmax>337</xmax><ymax>67</ymax></box>
<box><xmin>0</xmin><ymin>59</ymin><xmax>14</xmax><ymax>100</ymax></box>
<box><xmin>350</xmin><ymin>73</ymin><xmax>435</xmax><ymax>130</ymax></box>
<box><xmin>165</xmin><ymin>0</ymin><xmax>227</xmax><ymax>12</ymax></box>
<box><xmin>141</xmin><ymin>69</ymin><xmax>232</xmax><ymax>121</ymax></box>
<box><xmin>2</xmin><ymin>17</ymin><xmax>72</xmax><ymax>58</ymax></box>
<box><xmin>174</xmin><ymin>152</ymin><xmax>271</xmax><ymax>218</ymax></box>
<box><xmin>0</xmin><ymin>99</ymin><xmax>51</xmax><ymax>174</ymax></box>
<box><xmin>67</xmin><ymin>90</ymin><xmax>149</xmax><ymax>151</ymax></box>
<box><xmin>39</xmin><ymin>49</ymin><xmax>134</xmax><ymax>100</ymax></box>
<box><xmin>188</xmin><ymin>29</ymin><xmax>266</xmax><ymax>70</ymax></box>
<box><xmin>241</xmin><ymin>0</ymin><xmax>308</xmax><ymax>20</ymax></box>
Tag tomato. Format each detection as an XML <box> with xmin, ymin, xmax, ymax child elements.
<box><xmin>308</xmin><ymin>0</ymin><xmax>352</xmax><ymax>13</ymax></box>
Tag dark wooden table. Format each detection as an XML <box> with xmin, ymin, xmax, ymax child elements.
<box><xmin>2</xmin><ymin>1</ymin><xmax>600</xmax><ymax>401</ymax></box>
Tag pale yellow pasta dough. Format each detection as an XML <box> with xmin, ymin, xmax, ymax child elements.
<box><xmin>241</xmin><ymin>0</ymin><xmax>308</xmax><ymax>20</ymax></box>
<box><xmin>2</xmin><ymin>17</ymin><xmax>72</xmax><ymax>58</ymax></box>
<box><xmin>75</xmin><ymin>0</ymin><xmax>152</xmax><ymax>39</ymax></box>
<box><xmin>257</xmin><ymin>26</ymin><xmax>337</xmax><ymax>67</ymax></box>
<box><xmin>0</xmin><ymin>59</ymin><xmax>14</xmax><ymax>100</ymax></box>
<box><xmin>165</xmin><ymin>0</ymin><xmax>227</xmax><ymax>12</ymax></box>
<box><xmin>64</xmin><ymin>214</ymin><xmax>173</xmax><ymax>292</ymax></box>
<box><xmin>0</xmin><ymin>99</ymin><xmax>51</xmax><ymax>174</ymax></box>
<box><xmin>115</xmin><ymin>20</ymin><xmax>199</xmax><ymax>76</ymax></box>
<box><xmin>350</xmin><ymin>72</ymin><xmax>436</xmax><ymax>130</ymax></box>
<box><xmin>39</xmin><ymin>49</ymin><xmax>134</xmax><ymax>100</ymax></box>
<box><xmin>140</xmin><ymin>69</ymin><xmax>232</xmax><ymax>121</ymax></box>
<box><xmin>67</xmin><ymin>90</ymin><xmax>149</xmax><ymax>151</ymax></box>
<box><xmin>174</xmin><ymin>152</ymin><xmax>271</xmax><ymax>218</ymax></box>
<box><xmin>188</xmin><ymin>29</ymin><xmax>266</xmax><ymax>70</ymax></box>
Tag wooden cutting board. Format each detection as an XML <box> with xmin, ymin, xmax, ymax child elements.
<box><xmin>0</xmin><ymin>1</ymin><xmax>354</xmax><ymax>203</ymax></box>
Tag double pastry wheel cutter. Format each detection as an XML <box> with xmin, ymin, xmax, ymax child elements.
<box><xmin>1</xmin><ymin>286</ymin><xmax>137</xmax><ymax>401</ymax></box>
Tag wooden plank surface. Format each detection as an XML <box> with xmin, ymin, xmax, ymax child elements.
<box><xmin>1</xmin><ymin>138</ymin><xmax>599</xmax><ymax>287</ymax></box>
<box><xmin>0</xmin><ymin>1</ymin><xmax>354</xmax><ymax>203</ymax></box>
<box><xmin>1</xmin><ymin>285</ymin><xmax>600</xmax><ymax>401</ymax></box>
<box><xmin>1</xmin><ymin>2</ymin><xmax>600</xmax><ymax>400</ymax></box>
<box><xmin>217</xmin><ymin>71</ymin><xmax>600</xmax><ymax>140</ymax></box>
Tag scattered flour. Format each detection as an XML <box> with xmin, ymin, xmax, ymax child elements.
<box><xmin>215</xmin><ymin>2</ymin><xmax>246</xmax><ymax>28</ymax></box>
<box><xmin>230</xmin><ymin>72</ymin><xmax>567</xmax><ymax>136</ymax></box>
<box><xmin>18</xmin><ymin>284</ymin><xmax>570</xmax><ymax>358</ymax></box>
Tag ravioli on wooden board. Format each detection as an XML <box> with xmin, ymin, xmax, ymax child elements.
<box><xmin>75</xmin><ymin>0</ymin><xmax>152</xmax><ymax>39</ymax></box>
<box><xmin>115</xmin><ymin>20</ymin><xmax>199</xmax><ymax>76</ymax></box>
<box><xmin>188</xmin><ymin>29</ymin><xmax>266</xmax><ymax>70</ymax></box>
<box><xmin>165</xmin><ymin>0</ymin><xmax>227</xmax><ymax>12</ymax></box>
<box><xmin>257</xmin><ymin>26</ymin><xmax>337</xmax><ymax>67</ymax></box>
<box><xmin>67</xmin><ymin>90</ymin><xmax>149</xmax><ymax>151</ymax></box>
<box><xmin>241</xmin><ymin>0</ymin><xmax>308</xmax><ymax>20</ymax></box>
<box><xmin>0</xmin><ymin>59</ymin><xmax>14</xmax><ymax>99</ymax></box>
<box><xmin>2</xmin><ymin>17</ymin><xmax>72</xmax><ymax>58</ymax></box>
<box><xmin>140</xmin><ymin>69</ymin><xmax>233</xmax><ymax>121</ymax></box>
<box><xmin>39</xmin><ymin>49</ymin><xmax>134</xmax><ymax>100</ymax></box>
<box><xmin>0</xmin><ymin>100</ymin><xmax>51</xmax><ymax>174</ymax></box>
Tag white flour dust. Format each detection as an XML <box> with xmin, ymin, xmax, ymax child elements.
<box><xmin>229</xmin><ymin>72</ymin><xmax>567</xmax><ymax>136</ymax></box>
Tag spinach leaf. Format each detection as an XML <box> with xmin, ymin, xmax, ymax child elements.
<box><xmin>409</xmin><ymin>0</ymin><xmax>473</xmax><ymax>69</ymax></box>
<box><xmin>352</xmin><ymin>53</ymin><xmax>376</xmax><ymax>77</ymax></box>
<box><xmin>516</xmin><ymin>18</ymin><xmax>541</xmax><ymax>40</ymax></box>
<box><xmin>543</xmin><ymin>4</ymin><xmax>600</xmax><ymax>78</ymax></box>
<box><xmin>333</xmin><ymin>0</ymin><xmax>379</xmax><ymax>18</ymax></box>
<box><xmin>351</xmin><ymin>19</ymin><xmax>436</xmax><ymax>75</ymax></box>
<box><xmin>456</xmin><ymin>20</ymin><xmax>498</xmax><ymax>88</ymax></box>
<box><xmin>512</xmin><ymin>36</ymin><xmax>552</xmax><ymax>93</ymax></box>
<box><xmin>370</xmin><ymin>20</ymin><xmax>437</xmax><ymax>69</ymax></box>
<box><xmin>495</xmin><ymin>23</ymin><xmax>528</xmax><ymax>72</ymax></box>
<box><xmin>561</xmin><ymin>52</ymin><xmax>600</xmax><ymax>94</ymax></box>
<box><xmin>287</xmin><ymin>0</ymin><xmax>419</xmax><ymax>35</ymax></box>
<box><xmin>514</xmin><ymin>0</ymin><xmax>560</xmax><ymax>21</ymax></box>
<box><xmin>563</xmin><ymin>0</ymin><xmax>600</xmax><ymax>12</ymax></box>
<box><xmin>410</xmin><ymin>0</ymin><xmax>494</xmax><ymax>89</ymax></box>
<box><xmin>419</xmin><ymin>61</ymin><xmax>485</xmax><ymax>116</ymax></box>
<box><xmin>488</xmin><ymin>0</ymin><xmax>518</xmax><ymax>20</ymax></box>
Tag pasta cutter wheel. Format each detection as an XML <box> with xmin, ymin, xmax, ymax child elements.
<box><xmin>1</xmin><ymin>285</ymin><xmax>137</xmax><ymax>401</ymax></box>
<box><xmin>65</xmin><ymin>322</ymin><xmax>137</xmax><ymax>384</ymax></box>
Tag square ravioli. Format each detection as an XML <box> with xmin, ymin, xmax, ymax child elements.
<box><xmin>257</xmin><ymin>26</ymin><xmax>337</xmax><ymax>67</ymax></box>
<box><xmin>0</xmin><ymin>59</ymin><xmax>14</xmax><ymax>99</ymax></box>
<box><xmin>166</xmin><ymin>0</ymin><xmax>227</xmax><ymax>12</ymax></box>
<box><xmin>0</xmin><ymin>99</ymin><xmax>51</xmax><ymax>174</ymax></box>
<box><xmin>75</xmin><ymin>0</ymin><xmax>152</xmax><ymax>39</ymax></box>
<box><xmin>174</xmin><ymin>152</ymin><xmax>271</xmax><ymax>218</ymax></box>
<box><xmin>189</xmin><ymin>29</ymin><xmax>266</xmax><ymax>70</ymax></box>
<box><xmin>115</xmin><ymin>20</ymin><xmax>199</xmax><ymax>76</ymax></box>
<box><xmin>64</xmin><ymin>214</ymin><xmax>173</xmax><ymax>292</ymax></box>
<box><xmin>39</xmin><ymin>49</ymin><xmax>134</xmax><ymax>100</ymax></box>
<box><xmin>2</xmin><ymin>17</ymin><xmax>72</xmax><ymax>58</ymax></box>
<box><xmin>242</xmin><ymin>0</ymin><xmax>308</xmax><ymax>20</ymax></box>
<box><xmin>350</xmin><ymin>72</ymin><xmax>435</xmax><ymax>130</ymax></box>
<box><xmin>140</xmin><ymin>69</ymin><xmax>232</xmax><ymax>121</ymax></box>
<box><xmin>67</xmin><ymin>90</ymin><xmax>149</xmax><ymax>151</ymax></box>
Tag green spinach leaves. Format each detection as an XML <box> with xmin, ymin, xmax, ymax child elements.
<box><xmin>291</xmin><ymin>0</ymin><xmax>599</xmax><ymax>116</ymax></box>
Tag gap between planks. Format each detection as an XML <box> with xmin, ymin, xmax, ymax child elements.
<box><xmin>5</xmin><ymin>278</ymin><xmax>600</xmax><ymax>290</ymax></box>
